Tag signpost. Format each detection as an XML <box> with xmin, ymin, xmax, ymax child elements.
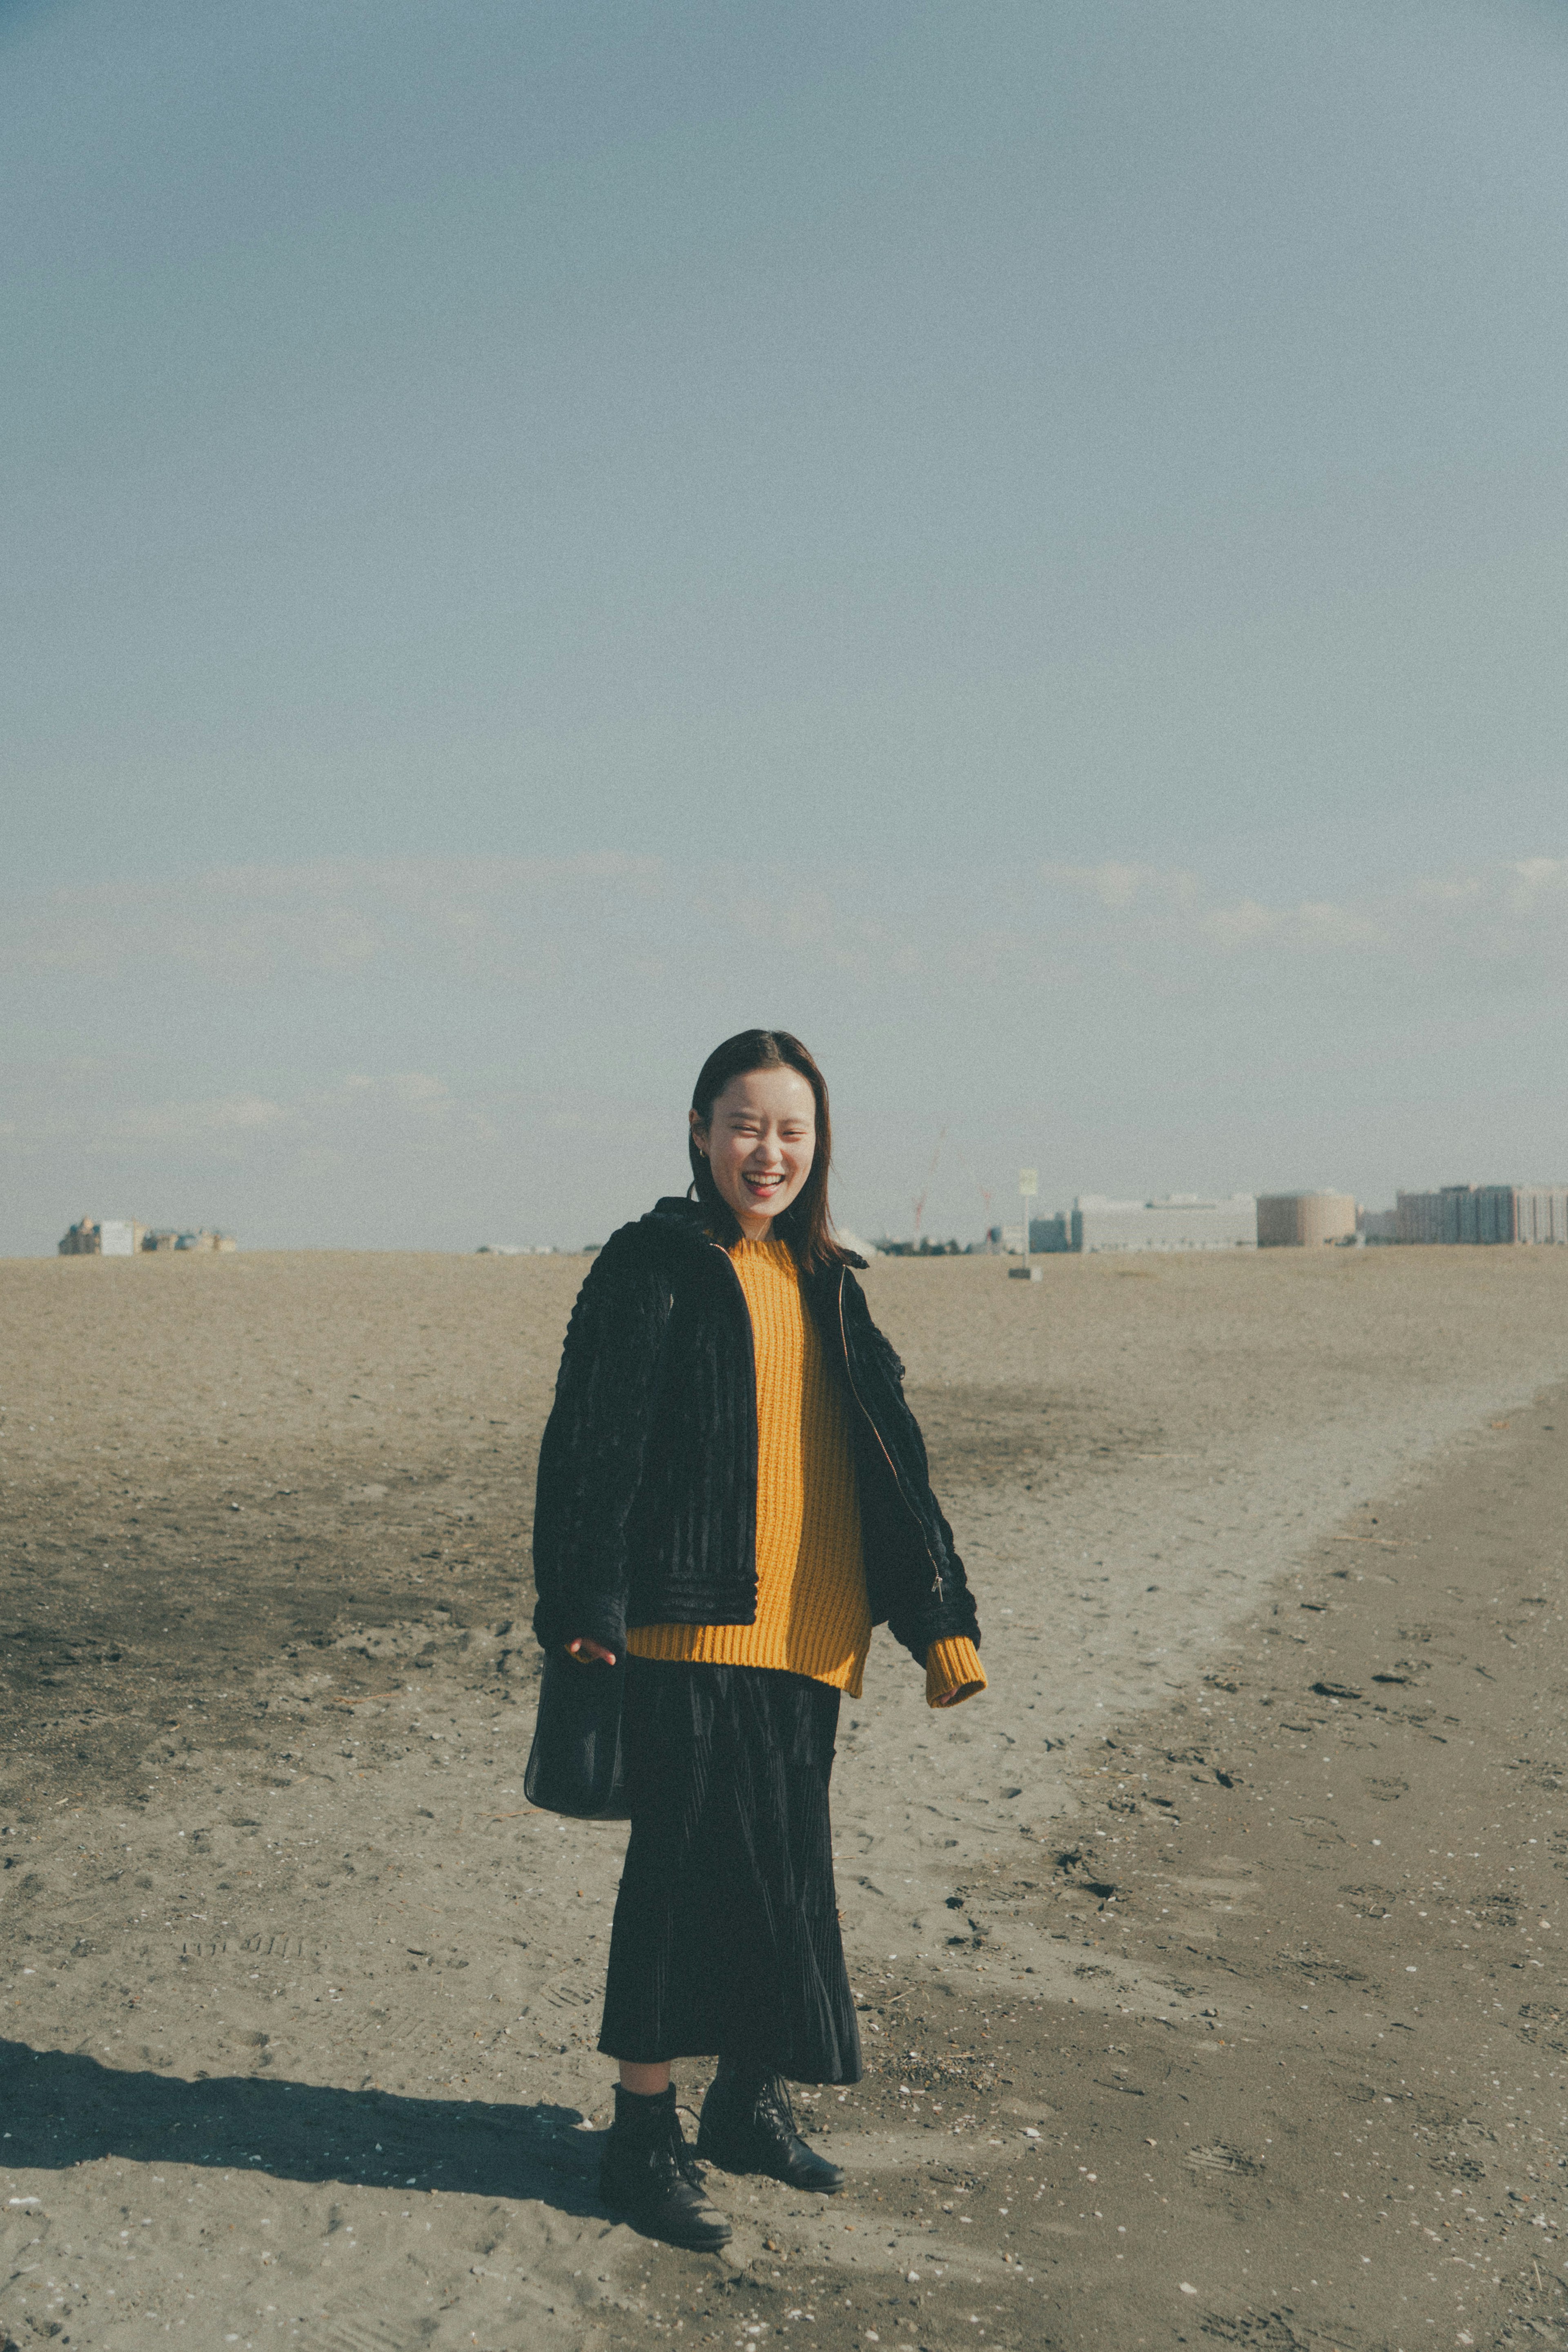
<box><xmin>1010</xmin><ymin>1169</ymin><xmax>1042</xmax><ymax>1281</ymax></box>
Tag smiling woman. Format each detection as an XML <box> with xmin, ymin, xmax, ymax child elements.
<box><xmin>686</xmin><ymin>1030</ymin><xmax>835</xmax><ymax>1258</ymax></box>
<box><xmin>530</xmin><ymin>1026</ymin><xmax>985</xmax><ymax>2250</ymax></box>
<box><xmin>691</xmin><ymin>1057</ymin><xmax>818</xmax><ymax>1238</ymax></box>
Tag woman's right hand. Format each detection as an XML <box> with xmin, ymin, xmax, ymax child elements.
<box><xmin>566</xmin><ymin>1636</ymin><xmax>617</xmax><ymax>1666</ymax></box>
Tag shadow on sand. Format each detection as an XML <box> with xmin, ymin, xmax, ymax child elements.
<box><xmin>0</xmin><ymin>2038</ymin><xmax>606</xmax><ymax>2214</ymax></box>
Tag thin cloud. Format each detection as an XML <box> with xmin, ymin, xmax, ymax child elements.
<box><xmin>1040</xmin><ymin>861</ymin><xmax>1199</xmax><ymax>911</ymax></box>
<box><xmin>1039</xmin><ymin>855</ymin><xmax>1568</xmax><ymax>975</ymax></box>
<box><xmin>0</xmin><ymin>1070</ymin><xmax>491</xmax><ymax>1164</ymax></box>
<box><xmin>4</xmin><ymin>851</ymin><xmax>1566</xmax><ymax>1030</ymax></box>
<box><xmin>1504</xmin><ymin>856</ymin><xmax>1568</xmax><ymax>910</ymax></box>
<box><xmin>0</xmin><ymin>854</ymin><xmax>666</xmax><ymax>985</ymax></box>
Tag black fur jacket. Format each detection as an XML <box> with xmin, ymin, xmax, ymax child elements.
<box><xmin>531</xmin><ymin>1197</ymin><xmax>981</xmax><ymax>1670</ymax></box>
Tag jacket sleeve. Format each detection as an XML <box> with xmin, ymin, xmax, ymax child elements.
<box><xmin>530</xmin><ymin>1228</ymin><xmax>670</xmax><ymax>1656</ymax></box>
<box><xmin>845</xmin><ymin>1285</ymin><xmax>982</xmax><ymax>1668</ymax></box>
<box><xmin>884</xmin><ymin>1421</ymin><xmax>982</xmax><ymax>1665</ymax></box>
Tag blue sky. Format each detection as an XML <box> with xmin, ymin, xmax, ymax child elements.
<box><xmin>4</xmin><ymin>0</ymin><xmax>1566</xmax><ymax>1249</ymax></box>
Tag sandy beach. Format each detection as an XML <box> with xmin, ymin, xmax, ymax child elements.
<box><xmin>2</xmin><ymin>1244</ymin><xmax>1566</xmax><ymax>2351</ymax></box>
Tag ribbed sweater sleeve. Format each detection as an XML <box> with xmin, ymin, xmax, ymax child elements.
<box><xmin>925</xmin><ymin>1634</ymin><xmax>987</xmax><ymax>1708</ymax></box>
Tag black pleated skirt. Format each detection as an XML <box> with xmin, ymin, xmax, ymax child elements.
<box><xmin>598</xmin><ymin>1657</ymin><xmax>863</xmax><ymax>2084</ymax></box>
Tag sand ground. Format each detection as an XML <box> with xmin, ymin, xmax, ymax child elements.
<box><xmin>1</xmin><ymin>1244</ymin><xmax>1565</xmax><ymax>2352</ymax></box>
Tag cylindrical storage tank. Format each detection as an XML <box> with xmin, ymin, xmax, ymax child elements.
<box><xmin>1298</xmin><ymin>1191</ymin><xmax>1356</xmax><ymax>1246</ymax></box>
<box><xmin>1256</xmin><ymin>1192</ymin><xmax>1357</xmax><ymax>1246</ymax></box>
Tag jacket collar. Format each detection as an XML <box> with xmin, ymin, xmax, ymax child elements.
<box><xmin>639</xmin><ymin>1195</ymin><xmax>866</xmax><ymax>1275</ymax></box>
<box><xmin>642</xmin><ymin>1194</ymin><xmax>722</xmax><ymax>1248</ymax></box>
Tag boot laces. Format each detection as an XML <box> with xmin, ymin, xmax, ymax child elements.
<box><xmin>755</xmin><ymin>2072</ymin><xmax>799</xmax><ymax>2140</ymax></box>
<box><xmin>664</xmin><ymin>2106</ymin><xmax>704</xmax><ymax>2189</ymax></box>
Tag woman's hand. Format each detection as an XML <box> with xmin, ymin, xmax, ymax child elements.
<box><xmin>566</xmin><ymin>1636</ymin><xmax>617</xmax><ymax>1666</ymax></box>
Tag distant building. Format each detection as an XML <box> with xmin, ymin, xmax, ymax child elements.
<box><xmin>58</xmin><ymin>1217</ymin><xmax>144</xmax><ymax>1256</ymax></box>
<box><xmin>1443</xmin><ymin>1186</ymin><xmax>1515</xmax><ymax>1244</ymax></box>
<box><xmin>1396</xmin><ymin>1185</ymin><xmax>1568</xmax><ymax>1245</ymax></box>
<box><xmin>1516</xmin><ymin>1186</ymin><xmax>1568</xmax><ymax>1244</ymax></box>
<box><xmin>1358</xmin><ymin>1208</ymin><xmax>1399</xmax><ymax>1244</ymax></box>
<box><xmin>1396</xmin><ymin>1191</ymin><xmax>1446</xmax><ymax>1245</ymax></box>
<box><xmin>59</xmin><ymin>1218</ymin><xmax>234</xmax><ymax>1255</ymax></box>
<box><xmin>986</xmin><ymin>1219</ymin><xmax>1065</xmax><ymax>1254</ymax></box>
<box><xmin>1256</xmin><ymin>1192</ymin><xmax>1357</xmax><ymax>1248</ymax></box>
<box><xmin>1070</xmin><ymin>1195</ymin><xmax>1256</xmax><ymax>1253</ymax></box>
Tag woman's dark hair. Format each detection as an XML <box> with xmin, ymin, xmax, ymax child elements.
<box><xmin>688</xmin><ymin>1030</ymin><xmax>853</xmax><ymax>1272</ymax></box>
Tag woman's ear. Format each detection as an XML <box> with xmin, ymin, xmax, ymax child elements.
<box><xmin>688</xmin><ymin>1108</ymin><xmax>708</xmax><ymax>1159</ymax></box>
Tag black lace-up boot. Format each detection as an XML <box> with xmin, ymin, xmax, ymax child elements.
<box><xmin>696</xmin><ymin>2058</ymin><xmax>845</xmax><ymax>2192</ymax></box>
<box><xmin>599</xmin><ymin>2082</ymin><xmax>732</xmax><ymax>2249</ymax></box>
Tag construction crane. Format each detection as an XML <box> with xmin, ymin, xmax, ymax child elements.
<box><xmin>951</xmin><ymin>1136</ymin><xmax>994</xmax><ymax>1231</ymax></box>
<box><xmin>911</xmin><ymin>1129</ymin><xmax>946</xmax><ymax>1243</ymax></box>
<box><xmin>912</xmin><ymin>1129</ymin><xmax>998</xmax><ymax>1245</ymax></box>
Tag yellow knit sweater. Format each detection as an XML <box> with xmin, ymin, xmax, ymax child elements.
<box><xmin>629</xmin><ymin>1236</ymin><xmax>985</xmax><ymax>1707</ymax></box>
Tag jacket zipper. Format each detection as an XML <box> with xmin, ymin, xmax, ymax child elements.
<box><xmin>835</xmin><ymin>1269</ymin><xmax>947</xmax><ymax>1599</ymax></box>
<box><xmin>710</xmin><ymin>1241</ymin><xmax>762</xmax><ymax>1616</ymax></box>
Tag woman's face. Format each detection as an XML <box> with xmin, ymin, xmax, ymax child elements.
<box><xmin>692</xmin><ymin>1066</ymin><xmax>817</xmax><ymax>1240</ymax></box>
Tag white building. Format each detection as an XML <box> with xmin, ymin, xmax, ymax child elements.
<box><xmin>1071</xmin><ymin>1194</ymin><xmax>1257</xmax><ymax>1253</ymax></box>
<box><xmin>58</xmin><ymin>1217</ymin><xmax>143</xmax><ymax>1256</ymax></box>
<box><xmin>1516</xmin><ymin>1185</ymin><xmax>1568</xmax><ymax>1244</ymax></box>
